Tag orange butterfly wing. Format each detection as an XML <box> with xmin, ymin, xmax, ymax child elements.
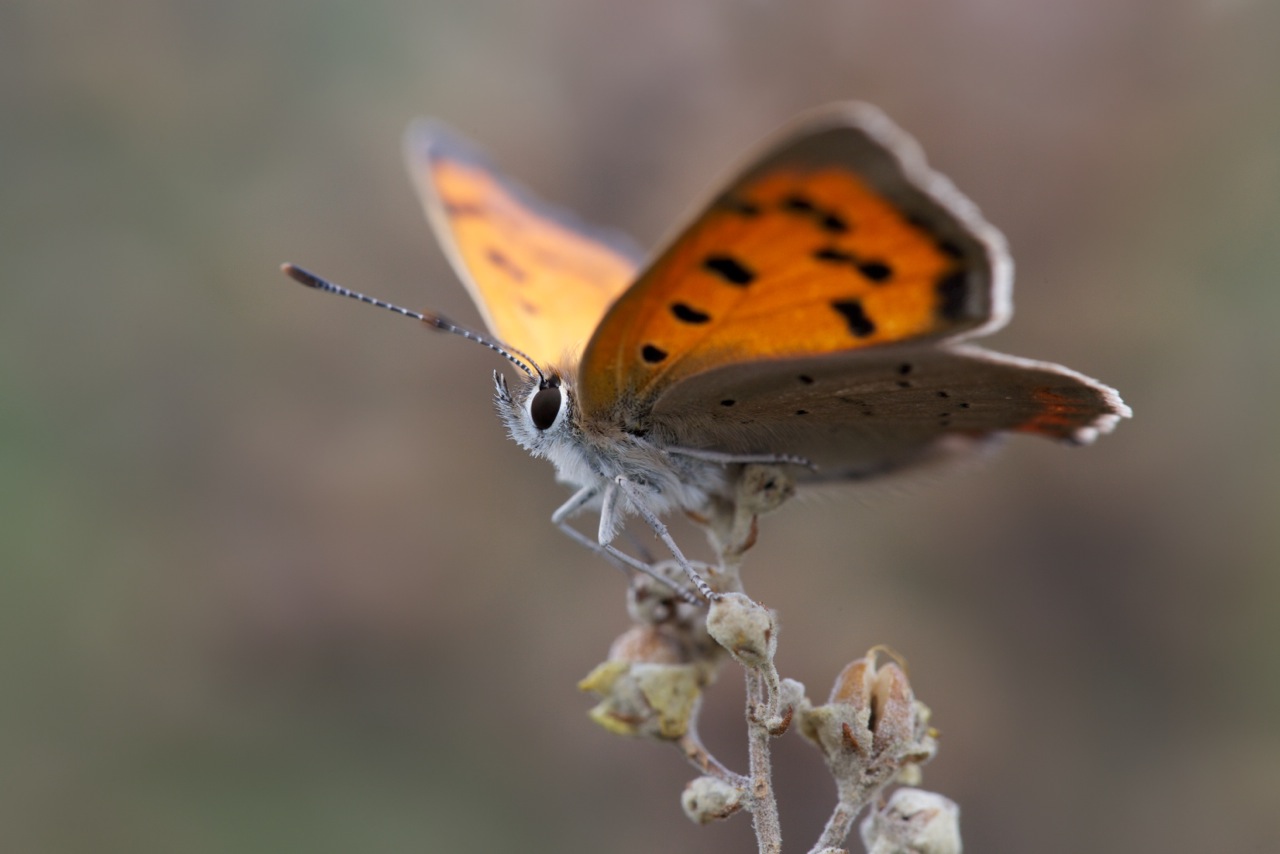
<box><xmin>405</xmin><ymin>121</ymin><xmax>643</xmax><ymax>368</ymax></box>
<box><xmin>577</xmin><ymin>103</ymin><xmax>1010</xmax><ymax>419</ymax></box>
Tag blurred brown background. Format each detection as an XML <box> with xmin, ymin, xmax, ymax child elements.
<box><xmin>4</xmin><ymin>1</ymin><xmax>1278</xmax><ymax>852</ymax></box>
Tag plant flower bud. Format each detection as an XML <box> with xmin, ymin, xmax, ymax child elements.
<box><xmin>860</xmin><ymin>788</ymin><xmax>961</xmax><ymax>854</ymax></box>
<box><xmin>681</xmin><ymin>775</ymin><xmax>745</xmax><ymax>824</ymax></box>
<box><xmin>798</xmin><ymin>649</ymin><xmax>937</xmax><ymax>798</ymax></box>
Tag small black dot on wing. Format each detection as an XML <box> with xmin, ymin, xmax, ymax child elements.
<box><xmin>820</xmin><ymin>212</ymin><xmax>849</xmax><ymax>234</ymax></box>
<box><xmin>485</xmin><ymin>247</ymin><xmax>528</xmax><ymax>282</ymax></box>
<box><xmin>831</xmin><ymin>299</ymin><xmax>876</xmax><ymax>337</ymax></box>
<box><xmin>781</xmin><ymin>194</ymin><xmax>817</xmax><ymax>213</ymax></box>
<box><xmin>670</xmin><ymin>302</ymin><xmax>711</xmax><ymax>324</ymax></box>
<box><xmin>857</xmin><ymin>260</ymin><xmax>893</xmax><ymax>283</ymax></box>
<box><xmin>814</xmin><ymin>247</ymin><xmax>856</xmax><ymax>264</ymax></box>
<box><xmin>703</xmin><ymin>255</ymin><xmax>756</xmax><ymax>286</ymax></box>
<box><xmin>642</xmin><ymin>344</ymin><xmax>668</xmax><ymax>363</ymax></box>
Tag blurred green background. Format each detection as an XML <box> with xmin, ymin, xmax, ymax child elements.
<box><xmin>4</xmin><ymin>1</ymin><xmax>1278</xmax><ymax>852</ymax></box>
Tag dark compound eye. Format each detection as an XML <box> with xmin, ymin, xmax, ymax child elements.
<box><xmin>529</xmin><ymin>385</ymin><xmax>562</xmax><ymax>431</ymax></box>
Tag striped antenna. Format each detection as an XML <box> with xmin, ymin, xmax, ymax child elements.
<box><xmin>282</xmin><ymin>263</ymin><xmax>542</xmax><ymax>382</ymax></box>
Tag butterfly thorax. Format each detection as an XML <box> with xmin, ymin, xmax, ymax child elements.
<box><xmin>494</xmin><ymin>368</ymin><xmax>731</xmax><ymax>532</ymax></box>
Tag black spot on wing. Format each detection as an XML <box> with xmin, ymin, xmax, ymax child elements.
<box><xmin>798</xmin><ymin>374</ymin><xmax>814</xmax><ymax>385</ymax></box>
<box><xmin>856</xmin><ymin>261</ymin><xmax>893</xmax><ymax>283</ymax></box>
<box><xmin>813</xmin><ymin>247</ymin><xmax>892</xmax><ymax>285</ymax></box>
<box><xmin>703</xmin><ymin>255</ymin><xmax>756</xmax><ymax>286</ymax></box>
<box><xmin>720</xmin><ymin>399</ymin><xmax>736</xmax><ymax>407</ymax></box>
<box><xmin>781</xmin><ymin>194</ymin><xmax>817</xmax><ymax>213</ymax></box>
<box><xmin>820</xmin><ymin>212</ymin><xmax>849</xmax><ymax>234</ymax></box>
<box><xmin>641</xmin><ymin>344</ymin><xmax>668</xmax><ymax>363</ymax></box>
<box><xmin>837</xmin><ymin>396</ymin><xmax>876</xmax><ymax>417</ymax></box>
<box><xmin>814</xmin><ymin>247</ymin><xmax>856</xmax><ymax>264</ymax></box>
<box><xmin>782</xmin><ymin>195</ymin><xmax>853</xmax><ymax>236</ymax></box>
<box><xmin>831</xmin><ymin>299</ymin><xmax>876</xmax><ymax>337</ymax></box>
<box><xmin>670</xmin><ymin>302</ymin><xmax>711</xmax><ymax>324</ymax></box>
<box><xmin>485</xmin><ymin>247</ymin><xmax>527</xmax><ymax>282</ymax></box>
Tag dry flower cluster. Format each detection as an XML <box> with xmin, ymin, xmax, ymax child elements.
<box><xmin>578</xmin><ymin>464</ymin><xmax>963</xmax><ymax>854</ymax></box>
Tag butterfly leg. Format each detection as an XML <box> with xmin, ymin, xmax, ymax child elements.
<box><xmin>552</xmin><ymin>486</ymin><xmax>631</xmax><ymax>571</ymax></box>
<box><xmin>552</xmin><ymin>486</ymin><xmax>700</xmax><ymax>603</ymax></box>
<box><xmin>614</xmin><ymin>475</ymin><xmax>718</xmax><ymax>602</ymax></box>
<box><xmin>551</xmin><ymin>484</ymin><xmax>601</xmax><ymax>527</ymax></box>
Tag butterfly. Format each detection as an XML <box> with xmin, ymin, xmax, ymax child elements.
<box><xmin>284</xmin><ymin>102</ymin><xmax>1130</xmax><ymax>600</ymax></box>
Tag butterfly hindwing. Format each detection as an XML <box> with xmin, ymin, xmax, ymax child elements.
<box><xmin>645</xmin><ymin>344</ymin><xmax>1129</xmax><ymax>479</ymax></box>
<box><xmin>405</xmin><ymin>120</ymin><xmax>643</xmax><ymax>368</ymax></box>
<box><xmin>577</xmin><ymin>103</ymin><xmax>1011</xmax><ymax>420</ymax></box>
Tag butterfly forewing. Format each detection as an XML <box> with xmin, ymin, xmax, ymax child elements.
<box><xmin>405</xmin><ymin>120</ymin><xmax>643</xmax><ymax>368</ymax></box>
<box><xmin>577</xmin><ymin>103</ymin><xmax>1011</xmax><ymax>420</ymax></box>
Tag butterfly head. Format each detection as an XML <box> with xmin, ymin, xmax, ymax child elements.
<box><xmin>493</xmin><ymin>367</ymin><xmax>584</xmax><ymax>460</ymax></box>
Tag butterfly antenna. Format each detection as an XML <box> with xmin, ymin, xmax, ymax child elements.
<box><xmin>282</xmin><ymin>263</ymin><xmax>543</xmax><ymax>382</ymax></box>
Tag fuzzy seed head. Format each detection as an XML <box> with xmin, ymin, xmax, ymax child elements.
<box><xmin>681</xmin><ymin>775</ymin><xmax>745</xmax><ymax>824</ymax></box>
<box><xmin>860</xmin><ymin>788</ymin><xmax>962</xmax><ymax>854</ymax></box>
<box><xmin>705</xmin><ymin>592</ymin><xmax>776</xmax><ymax>669</ymax></box>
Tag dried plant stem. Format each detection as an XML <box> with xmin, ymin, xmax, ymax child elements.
<box><xmin>810</xmin><ymin>797</ymin><xmax>863</xmax><ymax>853</ymax></box>
<box><xmin>746</xmin><ymin>669</ymin><xmax>783</xmax><ymax>854</ymax></box>
<box><xmin>677</xmin><ymin>727</ymin><xmax>746</xmax><ymax>787</ymax></box>
<box><xmin>580</xmin><ymin>466</ymin><xmax>952</xmax><ymax>852</ymax></box>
